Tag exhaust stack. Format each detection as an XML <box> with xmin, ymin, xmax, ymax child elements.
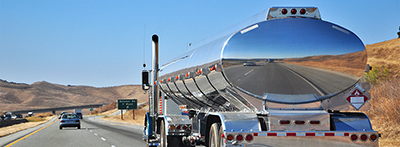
<box><xmin>149</xmin><ymin>34</ymin><xmax>159</xmax><ymax>137</ymax></box>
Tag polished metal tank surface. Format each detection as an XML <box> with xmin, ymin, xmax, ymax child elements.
<box><xmin>159</xmin><ymin>17</ymin><xmax>367</xmax><ymax>111</ymax></box>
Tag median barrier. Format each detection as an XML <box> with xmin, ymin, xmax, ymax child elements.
<box><xmin>0</xmin><ymin>119</ymin><xmax>28</xmax><ymax>128</ymax></box>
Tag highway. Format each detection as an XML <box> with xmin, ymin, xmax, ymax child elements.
<box><xmin>2</xmin><ymin>116</ymin><xmax>146</xmax><ymax>147</ymax></box>
<box><xmin>224</xmin><ymin>62</ymin><xmax>358</xmax><ymax>98</ymax></box>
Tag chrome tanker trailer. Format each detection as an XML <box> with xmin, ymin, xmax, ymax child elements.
<box><xmin>142</xmin><ymin>7</ymin><xmax>379</xmax><ymax>147</ymax></box>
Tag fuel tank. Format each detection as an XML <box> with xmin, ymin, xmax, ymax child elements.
<box><xmin>158</xmin><ymin>14</ymin><xmax>366</xmax><ymax>111</ymax></box>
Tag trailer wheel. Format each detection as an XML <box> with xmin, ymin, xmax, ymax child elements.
<box><xmin>209</xmin><ymin>123</ymin><xmax>222</xmax><ymax>147</ymax></box>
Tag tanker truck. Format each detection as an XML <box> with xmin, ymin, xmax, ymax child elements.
<box><xmin>142</xmin><ymin>7</ymin><xmax>379</xmax><ymax>147</ymax></box>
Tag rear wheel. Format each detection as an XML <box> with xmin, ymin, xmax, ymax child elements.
<box><xmin>160</xmin><ymin>120</ymin><xmax>167</xmax><ymax>147</ymax></box>
<box><xmin>59</xmin><ymin>126</ymin><xmax>62</xmax><ymax>130</ymax></box>
<box><xmin>77</xmin><ymin>126</ymin><xmax>81</xmax><ymax>129</ymax></box>
<box><xmin>209</xmin><ymin>123</ymin><xmax>222</xmax><ymax>147</ymax></box>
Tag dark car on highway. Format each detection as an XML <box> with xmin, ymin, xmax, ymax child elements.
<box><xmin>59</xmin><ymin>113</ymin><xmax>80</xmax><ymax>130</ymax></box>
<box><xmin>14</xmin><ymin>113</ymin><xmax>23</xmax><ymax>119</ymax></box>
<box><xmin>243</xmin><ymin>61</ymin><xmax>256</xmax><ymax>66</ymax></box>
<box><xmin>4</xmin><ymin>114</ymin><xmax>12</xmax><ymax>120</ymax></box>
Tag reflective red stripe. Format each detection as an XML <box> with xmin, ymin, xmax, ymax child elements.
<box><xmin>306</xmin><ymin>133</ymin><xmax>315</xmax><ymax>136</ymax></box>
<box><xmin>254</xmin><ymin>132</ymin><xmax>358</xmax><ymax>137</ymax></box>
<box><xmin>325</xmin><ymin>133</ymin><xmax>335</xmax><ymax>136</ymax></box>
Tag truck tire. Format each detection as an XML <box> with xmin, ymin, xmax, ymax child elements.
<box><xmin>160</xmin><ymin>120</ymin><xmax>167</xmax><ymax>147</ymax></box>
<box><xmin>209</xmin><ymin>123</ymin><xmax>222</xmax><ymax>147</ymax></box>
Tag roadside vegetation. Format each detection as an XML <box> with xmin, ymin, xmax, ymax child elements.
<box><xmin>364</xmin><ymin>38</ymin><xmax>400</xmax><ymax>146</ymax></box>
<box><xmin>0</xmin><ymin>113</ymin><xmax>54</xmax><ymax>137</ymax></box>
<box><xmin>365</xmin><ymin>74</ymin><xmax>400</xmax><ymax>146</ymax></box>
<box><xmin>25</xmin><ymin>113</ymin><xmax>54</xmax><ymax>122</ymax></box>
<box><xmin>91</xmin><ymin>102</ymin><xmax>147</xmax><ymax>126</ymax></box>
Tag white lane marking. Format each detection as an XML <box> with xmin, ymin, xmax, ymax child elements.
<box><xmin>94</xmin><ymin>133</ymin><xmax>98</xmax><ymax>136</ymax></box>
<box><xmin>90</xmin><ymin>130</ymin><xmax>92</xmax><ymax>132</ymax></box>
<box><xmin>111</xmin><ymin>145</ymin><xmax>116</xmax><ymax>147</ymax></box>
<box><xmin>244</xmin><ymin>69</ymin><xmax>254</xmax><ymax>76</ymax></box>
<box><xmin>101</xmin><ymin>137</ymin><xmax>106</xmax><ymax>141</ymax></box>
<box><xmin>281</xmin><ymin>64</ymin><xmax>324</xmax><ymax>96</ymax></box>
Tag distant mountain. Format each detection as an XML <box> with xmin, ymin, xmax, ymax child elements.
<box><xmin>0</xmin><ymin>79</ymin><xmax>148</xmax><ymax>111</ymax></box>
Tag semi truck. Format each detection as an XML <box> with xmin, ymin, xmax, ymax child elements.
<box><xmin>75</xmin><ymin>109</ymin><xmax>82</xmax><ymax>119</ymax></box>
<box><xmin>142</xmin><ymin>7</ymin><xmax>379</xmax><ymax>147</ymax></box>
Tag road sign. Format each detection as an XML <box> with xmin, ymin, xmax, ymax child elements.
<box><xmin>118</xmin><ymin>99</ymin><xmax>137</xmax><ymax>110</ymax></box>
<box><xmin>346</xmin><ymin>88</ymin><xmax>368</xmax><ymax>110</ymax></box>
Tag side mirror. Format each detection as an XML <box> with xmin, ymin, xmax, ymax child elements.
<box><xmin>142</xmin><ymin>70</ymin><xmax>150</xmax><ymax>91</ymax></box>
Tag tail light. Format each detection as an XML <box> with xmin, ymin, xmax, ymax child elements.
<box><xmin>279</xmin><ymin>120</ymin><xmax>291</xmax><ymax>125</ymax></box>
<box><xmin>294</xmin><ymin>120</ymin><xmax>305</xmax><ymax>125</ymax></box>
<box><xmin>309</xmin><ymin>120</ymin><xmax>320</xmax><ymax>125</ymax></box>
<box><xmin>360</xmin><ymin>134</ymin><xmax>368</xmax><ymax>142</ymax></box>
<box><xmin>236</xmin><ymin>134</ymin><xmax>244</xmax><ymax>142</ymax></box>
<box><xmin>300</xmin><ymin>9</ymin><xmax>306</xmax><ymax>14</ymax></box>
<box><xmin>281</xmin><ymin>9</ymin><xmax>288</xmax><ymax>15</ymax></box>
<box><xmin>245</xmin><ymin>134</ymin><xmax>253</xmax><ymax>142</ymax></box>
<box><xmin>169</xmin><ymin>125</ymin><xmax>175</xmax><ymax>130</ymax></box>
<box><xmin>370</xmin><ymin>134</ymin><xmax>378</xmax><ymax>142</ymax></box>
<box><xmin>176</xmin><ymin>125</ymin><xmax>181</xmax><ymax>130</ymax></box>
<box><xmin>182</xmin><ymin>125</ymin><xmax>188</xmax><ymax>130</ymax></box>
<box><xmin>350</xmin><ymin>134</ymin><xmax>358</xmax><ymax>142</ymax></box>
<box><xmin>75</xmin><ymin>120</ymin><xmax>80</xmax><ymax>122</ymax></box>
<box><xmin>227</xmin><ymin>134</ymin><xmax>234</xmax><ymax>141</ymax></box>
<box><xmin>291</xmin><ymin>9</ymin><xmax>297</xmax><ymax>14</ymax></box>
<box><xmin>60</xmin><ymin>120</ymin><xmax>64</xmax><ymax>122</ymax></box>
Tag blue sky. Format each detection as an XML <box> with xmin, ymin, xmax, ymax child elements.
<box><xmin>1</xmin><ymin>0</ymin><xmax>399</xmax><ymax>87</ymax></box>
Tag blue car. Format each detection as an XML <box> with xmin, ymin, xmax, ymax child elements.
<box><xmin>59</xmin><ymin>113</ymin><xmax>80</xmax><ymax>129</ymax></box>
<box><xmin>4</xmin><ymin>114</ymin><xmax>12</xmax><ymax>120</ymax></box>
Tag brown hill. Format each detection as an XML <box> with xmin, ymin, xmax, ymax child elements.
<box><xmin>365</xmin><ymin>38</ymin><xmax>400</xmax><ymax>78</ymax></box>
<box><xmin>366</xmin><ymin>38</ymin><xmax>400</xmax><ymax>65</ymax></box>
<box><xmin>0</xmin><ymin>79</ymin><xmax>148</xmax><ymax>111</ymax></box>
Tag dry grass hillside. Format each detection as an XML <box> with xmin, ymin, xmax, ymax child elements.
<box><xmin>365</xmin><ymin>38</ymin><xmax>400</xmax><ymax>80</ymax></box>
<box><xmin>364</xmin><ymin>38</ymin><xmax>400</xmax><ymax>146</ymax></box>
<box><xmin>0</xmin><ymin>80</ymin><xmax>148</xmax><ymax>112</ymax></box>
<box><xmin>366</xmin><ymin>38</ymin><xmax>400</xmax><ymax>67</ymax></box>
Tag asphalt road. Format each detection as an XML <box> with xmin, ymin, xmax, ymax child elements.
<box><xmin>224</xmin><ymin>62</ymin><xmax>358</xmax><ymax>98</ymax></box>
<box><xmin>2</xmin><ymin>116</ymin><xmax>146</xmax><ymax>147</ymax></box>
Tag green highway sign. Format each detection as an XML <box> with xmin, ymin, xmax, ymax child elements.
<box><xmin>118</xmin><ymin>99</ymin><xmax>137</xmax><ymax>110</ymax></box>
